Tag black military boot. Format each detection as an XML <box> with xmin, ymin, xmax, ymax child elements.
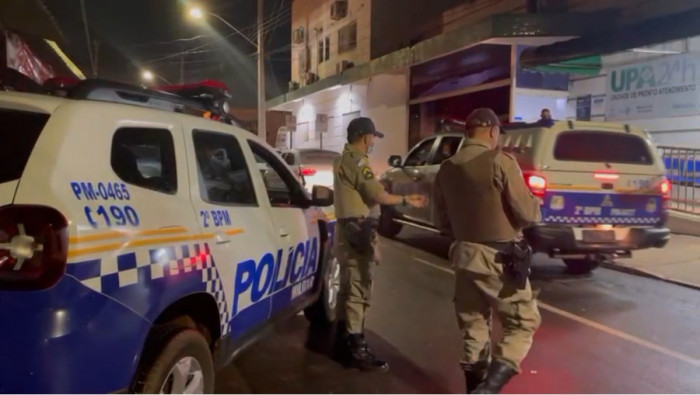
<box><xmin>463</xmin><ymin>361</ymin><xmax>489</xmax><ymax>393</ymax></box>
<box><xmin>342</xmin><ymin>334</ymin><xmax>389</xmax><ymax>372</ymax></box>
<box><xmin>471</xmin><ymin>360</ymin><xmax>518</xmax><ymax>394</ymax></box>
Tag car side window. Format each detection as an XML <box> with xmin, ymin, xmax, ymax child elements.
<box><xmin>431</xmin><ymin>136</ymin><xmax>463</xmax><ymax>164</ymax></box>
<box><xmin>193</xmin><ymin>130</ymin><xmax>257</xmax><ymax>205</ymax></box>
<box><xmin>248</xmin><ymin>141</ymin><xmax>304</xmax><ymax>207</ymax></box>
<box><xmin>404</xmin><ymin>138</ymin><xmax>436</xmax><ymax>167</ymax></box>
<box><xmin>111</xmin><ymin>127</ymin><xmax>177</xmax><ymax>194</ymax></box>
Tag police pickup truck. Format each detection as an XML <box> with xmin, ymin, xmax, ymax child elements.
<box><xmin>0</xmin><ymin>78</ymin><xmax>339</xmax><ymax>393</ymax></box>
<box><xmin>378</xmin><ymin>120</ymin><xmax>671</xmax><ymax>274</ymax></box>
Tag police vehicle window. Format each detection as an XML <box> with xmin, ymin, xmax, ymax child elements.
<box><xmin>404</xmin><ymin>138</ymin><xmax>436</xmax><ymax>166</ymax></box>
<box><xmin>248</xmin><ymin>142</ymin><xmax>303</xmax><ymax>207</ymax></box>
<box><xmin>193</xmin><ymin>131</ymin><xmax>257</xmax><ymax>206</ymax></box>
<box><xmin>554</xmin><ymin>131</ymin><xmax>653</xmax><ymax>165</ymax></box>
<box><xmin>431</xmin><ymin>136</ymin><xmax>462</xmax><ymax>164</ymax></box>
<box><xmin>111</xmin><ymin>128</ymin><xmax>177</xmax><ymax>194</ymax></box>
<box><xmin>0</xmin><ymin>108</ymin><xmax>49</xmax><ymax>184</ymax></box>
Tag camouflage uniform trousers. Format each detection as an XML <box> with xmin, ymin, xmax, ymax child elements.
<box><xmin>450</xmin><ymin>241</ymin><xmax>541</xmax><ymax>372</ymax></box>
<box><xmin>334</xmin><ymin>224</ymin><xmax>380</xmax><ymax>335</ymax></box>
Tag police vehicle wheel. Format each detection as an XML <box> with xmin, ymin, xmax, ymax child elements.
<box><xmin>563</xmin><ymin>259</ymin><xmax>599</xmax><ymax>275</ymax></box>
<box><xmin>304</xmin><ymin>255</ymin><xmax>340</xmax><ymax>326</ymax></box>
<box><xmin>134</xmin><ymin>324</ymin><xmax>214</xmax><ymax>394</ymax></box>
<box><xmin>378</xmin><ymin>208</ymin><xmax>402</xmax><ymax>238</ymax></box>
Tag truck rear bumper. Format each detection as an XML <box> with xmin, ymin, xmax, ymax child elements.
<box><xmin>525</xmin><ymin>224</ymin><xmax>671</xmax><ymax>256</ymax></box>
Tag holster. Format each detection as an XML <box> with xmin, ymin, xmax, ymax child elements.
<box><xmin>484</xmin><ymin>240</ymin><xmax>533</xmax><ymax>290</ymax></box>
<box><xmin>339</xmin><ymin>217</ymin><xmax>378</xmax><ymax>254</ymax></box>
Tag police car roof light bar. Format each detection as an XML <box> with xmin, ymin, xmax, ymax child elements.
<box><xmin>66</xmin><ymin>79</ymin><xmax>223</xmax><ymax>119</ymax></box>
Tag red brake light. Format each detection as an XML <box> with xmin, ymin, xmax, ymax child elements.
<box><xmin>0</xmin><ymin>205</ymin><xmax>69</xmax><ymax>290</ymax></box>
<box><xmin>660</xmin><ymin>178</ymin><xmax>671</xmax><ymax>199</ymax></box>
<box><xmin>301</xmin><ymin>167</ymin><xmax>317</xmax><ymax>176</ymax></box>
<box><xmin>594</xmin><ymin>173</ymin><xmax>619</xmax><ymax>181</ymax></box>
<box><xmin>523</xmin><ymin>172</ymin><xmax>547</xmax><ymax>203</ymax></box>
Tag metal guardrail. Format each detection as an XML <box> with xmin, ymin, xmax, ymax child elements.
<box><xmin>658</xmin><ymin>146</ymin><xmax>700</xmax><ymax>214</ymax></box>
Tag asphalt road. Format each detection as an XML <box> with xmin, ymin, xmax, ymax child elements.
<box><xmin>215</xmin><ymin>228</ymin><xmax>700</xmax><ymax>393</ymax></box>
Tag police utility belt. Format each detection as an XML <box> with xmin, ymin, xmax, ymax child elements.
<box><xmin>339</xmin><ymin>217</ymin><xmax>379</xmax><ymax>254</ymax></box>
<box><xmin>478</xmin><ymin>240</ymin><xmax>533</xmax><ymax>290</ymax></box>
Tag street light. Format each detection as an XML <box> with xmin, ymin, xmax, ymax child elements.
<box><xmin>141</xmin><ymin>70</ymin><xmax>171</xmax><ymax>85</ymax></box>
<box><xmin>186</xmin><ymin>4</ymin><xmax>266</xmax><ymax>143</ymax></box>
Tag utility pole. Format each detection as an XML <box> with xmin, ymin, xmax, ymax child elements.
<box><xmin>257</xmin><ymin>0</ymin><xmax>267</xmax><ymax>143</ymax></box>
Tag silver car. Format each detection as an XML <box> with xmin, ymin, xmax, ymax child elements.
<box><xmin>378</xmin><ymin>132</ymin><xmax>465</xmax><ymax>237</ymax></box>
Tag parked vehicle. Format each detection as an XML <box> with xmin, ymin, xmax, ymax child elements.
<box><xmin>378</xmin><ymin>120</ymin><xmax>671</xmax><ymax>274</ymax></box>
<box><xmin>0</xmin><ymin>79</ymin><xmax>338</xmax><ymax>393</ymax></box>
<box><xmin>280</xmin><ymin>148</ymin><xmax>340</xmax><ymax>192</ymax></box>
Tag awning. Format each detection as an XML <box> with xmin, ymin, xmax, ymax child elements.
<box><xmin>521</xmin><ymin>7</ymin><xmax>700</xmax><ymax>68</ymax></box>
<box><xmin>528</xmin><ymin>54</ymin><xmax>601</xmax><ymax>76</ymax></box>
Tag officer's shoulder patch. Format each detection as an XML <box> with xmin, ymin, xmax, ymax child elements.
<box><xmin>361</xmin><ymin>166</ymin><xmax>375</xmax><ymax>180</ymax></box>
<box><xmin>356</xmin><ymin>157</ymin><xmax>369</xmax><ymax>168</ymax></box>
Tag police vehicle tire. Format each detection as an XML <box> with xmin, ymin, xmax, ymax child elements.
<box><xmin>563</xmin><ymin>258</ymin><xmax>599</xmax><ymax>275</ymax></box>
<box><xmin>378</xmin><ymin>207</ymin><xmax>402</xmax><ymax>238</ymax></box>
<box><xmin>134</xmin><ymin>324</ymin><xmax>215</xmax><ymax>394</ymax></box>
<box><xmin>304</xmin><ymin>255</ymin><xmax>339</xmax><ymax>326</ymax></box>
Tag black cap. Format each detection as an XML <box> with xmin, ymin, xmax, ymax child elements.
<box><xmin>347</xmin><ymin>117</ymin><xmax>385</xmax><ymax>140</ymax></box>
<box><xmin>465</xmin><ymin>108</ymin><xmax>501</xmax><ymax>130</ymax></box>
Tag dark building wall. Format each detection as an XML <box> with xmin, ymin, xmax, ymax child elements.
<box><xmin>369</xmin><ymin>0</ymin><xmax>463</xmax><ymax>60</ymax></box>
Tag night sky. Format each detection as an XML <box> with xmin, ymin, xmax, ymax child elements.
<box><xmin>42</xmin><ymin>0</ymin><xmax>291</xmax><ymax>107</ymax></box>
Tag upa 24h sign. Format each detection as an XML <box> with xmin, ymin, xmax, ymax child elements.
<box><xmin>606</xmin><ymin>53</ymin><xmax>700</xmax><ymax>121</ymax></box>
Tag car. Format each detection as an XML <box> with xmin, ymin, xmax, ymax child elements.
<box><xmin>0</xmin><ymin>79</ymin><xmax>339</xmax><ymax>393</ymax></box>
<box><xmin>280</xmin><ymin>148</ymin><xmax>339</xmax><ymax>192</ymax></box>
<box><xmin>378</xmin><ymin>120</ymin><xmax>671</xmax><ymax>274</ymax></box>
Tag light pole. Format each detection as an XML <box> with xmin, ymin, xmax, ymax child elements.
<box><xmin>188</xmin><ymin>4</ymin><xmax>266</xmax><ymax>143</ymax></box>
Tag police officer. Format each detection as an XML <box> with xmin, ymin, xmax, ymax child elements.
<box><xmin>333</xmin><ymin>116</ymin><xmax>426</xmax><ymax>371</ymax></box>
<box><xmin>433</xmin><ymin>108</ymin><xmax>542</xmax><ymax>393</ymax></box>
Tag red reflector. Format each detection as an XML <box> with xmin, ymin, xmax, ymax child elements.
<box><xmin>301</xmin><ymin>167</ymin><xmax>317</xmax><ymax>176</ymax></box>
<box><xmin>594</xmin><ymin>173</ymin><xmax>619</xmax><ymax>181</ymax></box>
<box><xmin>0</xmin><ymin>205</ymin><xmax>69</xmax><ymax>291</ymax></box>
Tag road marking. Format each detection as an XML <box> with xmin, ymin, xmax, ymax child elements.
<box><xmin>412</xmin><ymin>257</ymin><xmax>700</xmax><ymax>368</ymax></box>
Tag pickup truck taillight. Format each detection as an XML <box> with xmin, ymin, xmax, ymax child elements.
<box><xmin>0</xmin><ymin>205</ymin><xmax>69</xmax><ymax>290</ymax></box>
<box><xmin>660</xmin><ymin>178</ymin><xmax>671</xmax><ymax>200</ymax></box>
<box><xmin>523</xmin><ymin>172</ymin><xmax>547</xmax><ymax>204</ymax></box>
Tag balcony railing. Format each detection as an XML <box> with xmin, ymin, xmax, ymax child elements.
<box><xmin>659</xmin><ymin>146</ymin><xmax>700</xmax><ymax>214</ymax></box>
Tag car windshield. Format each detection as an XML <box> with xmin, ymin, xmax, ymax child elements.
<box><xmin>553</xmin><ymin>131</ymin><xmax>654</xmax><ymax>165</ymax></box>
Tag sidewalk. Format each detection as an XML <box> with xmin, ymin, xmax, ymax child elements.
<box><xmin>606</xmin><ymin>210</ymin><xmax>700</xmax><ymax>289</ymax></box>
<box><xmin>613</xmin><ymin>233</ymin><xmax>700</xmax><ymax>289</ymax></box>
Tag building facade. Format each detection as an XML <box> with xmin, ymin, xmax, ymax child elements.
<box><xmin>270</xmin><ymin>0</ymin><xmax>700</xmax><ymax>172</ymax></box>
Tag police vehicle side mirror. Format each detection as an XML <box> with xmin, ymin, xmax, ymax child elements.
<box><xmin>388</xmin><ymin>155</ymin><xmax>402</xmax><ymax>168</ymax></box>
<box><xmin>311</xmin><ymin>185</ymin><xmax>334</xmax><ymax>207</ymax></box>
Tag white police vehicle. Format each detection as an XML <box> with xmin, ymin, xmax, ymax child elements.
<box><xmin>0</xmin><ymin>78</ymin><xmax>338</xmax><ymax>393</ymax></box>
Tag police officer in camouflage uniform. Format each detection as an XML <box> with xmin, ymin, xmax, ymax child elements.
<box><xmin>433</xmin><ymin>108</ymin><xmax>542</xmax><ymax>393</ymax></box>
<box><xmin>333</xmin><ymin>117</ymin><xmax>427</xmax><ymax>371</ymax></box>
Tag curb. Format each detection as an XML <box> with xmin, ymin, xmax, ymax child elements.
<box><xmin>600</xmin><ymin>261</ymin><xmax>700</xmax><ymax>292</ymax></box>
<box><xmin>669</xmin><ymin>211</ymin><xmax>700</xmax><ymax>237</ymax></box>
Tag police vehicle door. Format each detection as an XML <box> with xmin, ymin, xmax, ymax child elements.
<box><xmin>245</xmin><ymin>140</ymin><xmax>321</xmax><ymax>316</ymax></box>
<box><xmin>183</xmin><ymin>126</ymin><xmax>279</xmax><ymax>341</ymax></box>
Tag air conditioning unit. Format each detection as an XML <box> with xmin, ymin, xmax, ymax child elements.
<box><xmin>288</xmin><ymin>81</ymin><xmax>300</xmax><ymax>91</ymax></box>
<box><xmin>306</xmin><ymin>72</ymin><xmax>319</xmax><ymax>84</ymax></box>
<box><xmin>336</xmin><ymin>60</ymin><xmax>354</xmax><ymax>74</ymax></box>
<box><xmin>292</xmin><ymin>27</ymin><xmax>305</xmax><ymax>44</ymax></box>
<box><xmin>330</xmin><ymin>0</ymin><xmax>348</xmax><ymax>20</ymax></box>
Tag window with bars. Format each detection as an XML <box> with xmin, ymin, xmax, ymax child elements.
<box><xmin>338</xmin><ymin>22</ymin><xmax>357</xmax><ymax>54</ymax></box>
<box><xmin>318</xmin><ymin>36</ymin><xmax>331</xmax><ymax>63</ymax></box>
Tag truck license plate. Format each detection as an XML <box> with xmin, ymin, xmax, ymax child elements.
<box><xmin>582</xmin><ymin>230</ymin><xmax>616</xmax><ymax>243</ymax></box>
